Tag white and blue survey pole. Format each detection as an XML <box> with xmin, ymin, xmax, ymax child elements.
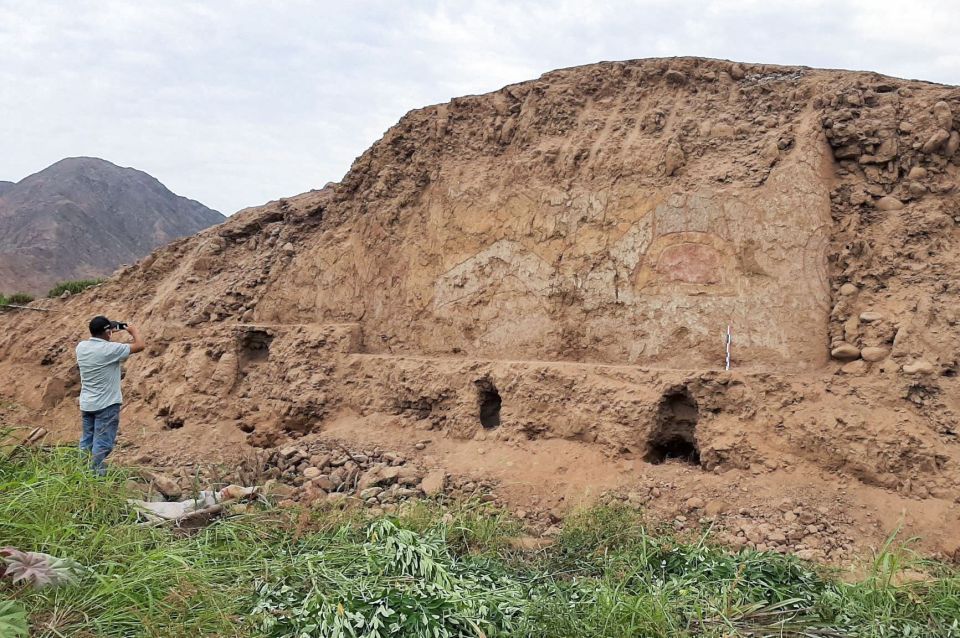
<box><xmin>725</xmin><ymin>325</ymin><xmax>732</xmax><ymax>370</ymax></box>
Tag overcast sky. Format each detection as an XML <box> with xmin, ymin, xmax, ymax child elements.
<box><xmin>1</xmin><ymin>0</ymin><xmax>958</xmax><ymax>214</ymax></box>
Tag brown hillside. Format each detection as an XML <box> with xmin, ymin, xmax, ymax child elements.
<box><xmin>2</xmin><ymin>57</ymin><xmax>959</xmax><ymax>563</ymax></box>
<box><xmin>0</xmin><ymin>157</ymin><xmax>224</xmax><ymax>295</ymax></box>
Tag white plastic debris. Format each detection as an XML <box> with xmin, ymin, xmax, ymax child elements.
<box><xmin>128</xmin><ymin>485</ymin><xmax>257</xmax><ymax>523</ymax></box>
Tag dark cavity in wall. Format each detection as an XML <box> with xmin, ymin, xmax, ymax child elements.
<box><xmin>240</xmin><ymin>329</ymin><xmax>273</xmax><ymax>365</ymax></box>
<box><xmin>475</xmin><ymin>378</ymin><xmax>502</xmax><ymax>429</ymax></box>
<box><xmin>645</xmin><ymin>386</ymin><xmax>700</xmax><ymax>466</ymax></box>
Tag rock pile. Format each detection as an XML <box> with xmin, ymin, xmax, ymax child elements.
<box><xmin>258</xmin><ymin>442</ymin><xmax>500</xmax><ymax>513</ymax></box>
<box><xmin>714</xmin><ymin>499</ymin><xmax>857</xmax><ymax>562</ymax></box>
<box><xmin>606</xmin><ymin>489</ymin><xmax>857</xmax><ymax>562</ymax></box>
<box><xmin>128</xmin><ymin>439</ymin><xmax>505</xmax><ymax>511</ymax></box>
<box><xmin>822</xmin><ymin>83</ymin><xmax>958</xmax><ymax>386</ymax></box>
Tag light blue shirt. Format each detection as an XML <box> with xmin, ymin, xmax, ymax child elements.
<box><xmin>76</xmin><ymin>338</ymin><xmax>131</xmax><ymax>412</ymax></box>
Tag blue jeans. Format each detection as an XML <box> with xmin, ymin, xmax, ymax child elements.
<box><xmin>80</xmin><ymin>403</ymin><xmax>121</xmax><ymax>475</ymax></box>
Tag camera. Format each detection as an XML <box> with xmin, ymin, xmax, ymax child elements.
<box><xmin>109</xmin><ymin>321</ymin><xmax>128</xmax><ymax>331</ymax></box>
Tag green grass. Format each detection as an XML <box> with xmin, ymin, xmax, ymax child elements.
<box><xmin>0</xmin><ymin>292</ymin><xmax>34</xmax><ymax>307</ymax></box>
<box><xmin>47</xmin><ymin>278</ymin><xmax>104</xmax><ymax>298</ymax></box>
<box><xmin>1</xmin><ymin>447</ymin><xmax>958</xmax><ymax>637</ymax></box>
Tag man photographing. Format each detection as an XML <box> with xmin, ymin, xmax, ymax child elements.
<box><xmin>76</xmin><ymin>316</ymin><xmax>146</xmax><ymax>474</ymax></box>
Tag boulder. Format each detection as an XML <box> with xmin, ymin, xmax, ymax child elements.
<box><xmin>839</xmin><ymin>283</ymin><xmax>859</xmax><ymax>296</ymax></box>
<box><xmin>262</xmin><ymin>479</ymin><xmax>295</xmax><ymax>499</ymax></box>
<box><xmin>664</xmin><ymin>140</ymin><xmax>685</xmax><ymax>176</ymax></box>
<box><xmin>903</xmin><ymin>360</ymin><xmax>935</xmax><ymax>375</ymax></box>
<box><xmin>382</xmin><ymin>452</ymin><xmax>404</xmax><ymax>465</ymax></box>
<box><xmin>861</xmin><ymin>137</ymin><xmax>898</xmax><ymax>163</ymax></box>
<box><xmin>947</xmin><ymin>131</ymin><xmax>960</xmax><ymax>157</ymax></box>
<box><xmin>830</xmin><ymin>344</ymin><xmax>861</xmax><ymax>360</ymax></box>
<box><xmin>219</xmin><ymin>485</ymin><xmax>255</xmax><ymax>501</ymax></box>
<box><xmin>149</xmin><ymin>473</ymin><xmax>182</xmax><ymax>500</ymax></box>
<box><xmin>395</xmin><ymin>487</ymin><xmax>420</xmax><ymax>500</ymax></box>
<box><xmin>357</xmin><ymin>463</ymin><xmax>404</xmax><ymax>491</ymax></box>
<box><xmin>420</xmin><ymin>470</ymin><xmax>447</xmax><ymax>496</ymax></box>
<box><xmin>874</xmin><ymin>137</ymin><xmax>898</xmax><ymax>162</ymax></box>
<box><xmin>328</xmin><ymin>467</ymin><xmax>345</xmax><ymax>485</ymax></box>
<box><xmin>921</xmin><ymin>128</ymin><xmax>950</xmax><ymax>154</ymax></box>
<box><xmin>279</xmin><ymin>446</ymin><xmax>303</xmax><ymax>460</ymax></box>
<box><xmin>356</xmin><ymin>466</ymin><xmax>384</xmax><ymax>491</ymax></box>
<box><xmin>932</xmin><ymin>101</ymin><xmax>953</xmax><ymax>129</ymax></box>
<box><xmin>380</xmin><ymin>465</ymin><xmax>403</xmax><ymax>483</ymax></box>
<box><xmin>664</xmin><ymin>69</ymin><xmax>687</xmax><ymax>85</ymax></box>
<box><xmin>908</xmin><ymin>182</ymin><xmax>927</xmax><ymax>198</ymax></box>
<box><xmin>861</xmin><ymin>347</ymin><xmax>889</xmax><ymax>362</ymax></box>
<box><xmin>303</xmin><ymin>467</ymin><xmax>321</xmax><ymax>480</ymax></box>
<box><xmin>395</xmin><ymin>466</ymin><xmax>423</xmax><ymax>486</ymax></box>
<box><xmin>834</xmin><ymin>144</ymin><xmax>860</xmax><ymax>159</ymax></box>
<box><xmin>761</xmin><ymin>138</ymin><xmax>781</xmax><ymax>165</ymax></box>
<box><xmin>859</xmin><ymin>311</ymin><xmax>883</xmax><ymax>322</ymax></box>
<box><xmin>359</xmin><ymin>487</ymin><xmax>383</xmax><ymax>500</ymax></box>
<box><xmin>843</xmin><ymin>316</ymin><xmax>859</xmax><ymax>342</ymax></box>
<box><xmin>874</xmin><ymin>196</ymin><xmax>904</xmax><ymax>211</ymax></box>
<box><xmin>300</xmin><ymin>483</ymin><xmax>327</xmax><ymax>503</ymax></box>
<box><xmin>312</xmin><ymin>476</ymin><xmax>335</xmax><ymax>491</ymax></box>
<box><xmin>309</xmin><ymin>453</ymin><xmax>331</xmax><ymax>469</ymax></box>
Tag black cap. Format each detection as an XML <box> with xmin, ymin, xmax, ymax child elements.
<box><xmin>89</xmin><ymin>316</ymin><xmax>113</xmax><ymax>335</ymax></box>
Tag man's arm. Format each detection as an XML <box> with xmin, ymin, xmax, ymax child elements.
<box><xmin>126</xmin><ymin>325</ymin><xmax>146</xmax><ymax>354</ymax></box>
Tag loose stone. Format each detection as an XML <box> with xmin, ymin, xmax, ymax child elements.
<box><xmin>860</xmin><ymin>347</ymin><xmax>889</xmax><ymax>362</ymax></box>
<box><xmin>831</xmin><ymin>344</ymin><xmax>861</xmax><ymax>360</ymax></box>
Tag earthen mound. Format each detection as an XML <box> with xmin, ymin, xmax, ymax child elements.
<box><xmin>2</xmin><ymin>58</ymin><xmax>958</xmax><ymax>561</ymax></box>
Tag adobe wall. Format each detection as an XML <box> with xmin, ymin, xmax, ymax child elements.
<box><xmin>276</xmin><ymin>128</ymin><xmax>832</xmax><ymax>371</ymax></box>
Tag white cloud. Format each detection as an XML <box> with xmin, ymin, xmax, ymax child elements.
<box><xmin>0</xmin><ymin>0</ymin><xmax>957</xmax><ymax>213</ymax></box>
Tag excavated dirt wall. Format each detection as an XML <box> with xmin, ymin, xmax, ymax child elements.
<box><xmin>253</xmin><ymin>68</ymin><xmax>836</xmax><ymax>370</ymax></box>
<box><xmin>1</xmin><ymin>57</ymin><xmax>959</xmax><ymax>560</ymax></box>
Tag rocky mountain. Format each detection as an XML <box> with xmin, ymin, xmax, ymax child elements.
<box><xmin>1</xmin><ymin>58</ymin><xmax>959</xmax><ymax>561</ymax></box>
<box><xmin>0</xmin><ymin>157</ymin><xmax>224</xmax><ymax>294</ymax></box>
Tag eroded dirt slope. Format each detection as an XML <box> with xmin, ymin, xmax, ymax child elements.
<box><xmin>1</xmin><ymin>57</ymin><xmax>958</xmax><ymax>561</ymax></box>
